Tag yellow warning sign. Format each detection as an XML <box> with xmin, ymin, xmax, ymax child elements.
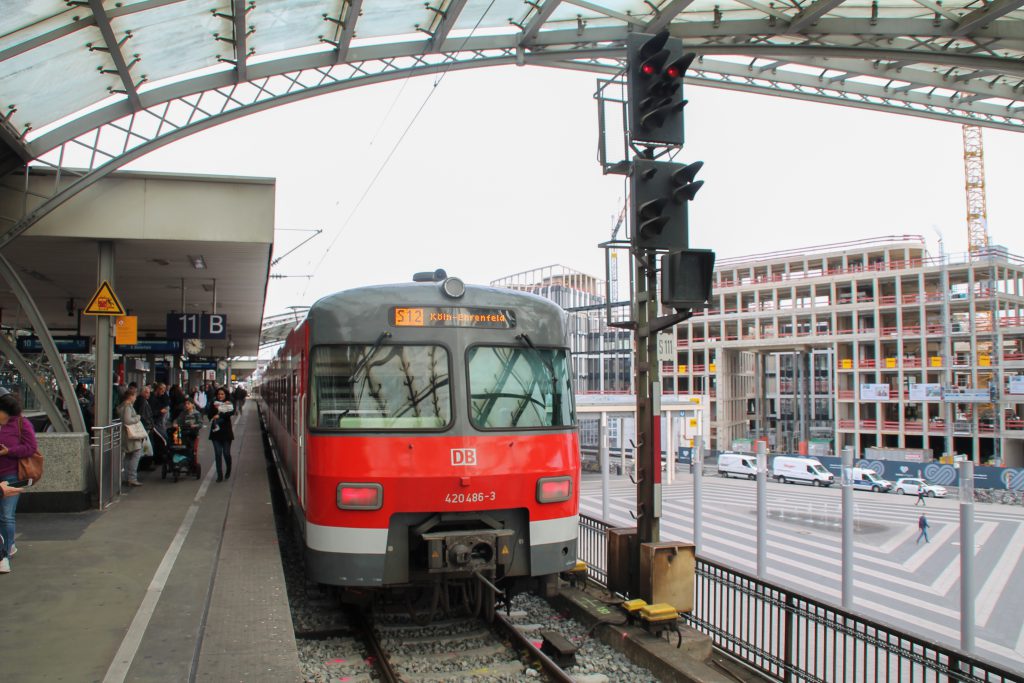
<box><xmin>501</xmin><ymin>546</ymin><xmax>509</xmax><ymax>556</ymax></box>
<box><xmin>84</xmin><ymin>281</ymin><xmax>125</xmax><ymax>316</ymax></box>
<box><xmin>431</xmin><ymin>551</ymin><xmax>440</xmax><ymax>558</ymax></box>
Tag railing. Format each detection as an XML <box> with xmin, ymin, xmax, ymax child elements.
<box><xmin>91</xmin><ymin>421</ymin><xmax>123</xmax><ymax>510</ymax></box>
<box><xmin>690</xmin><ymin>558</ymin><xmax>1022</xmax><ymax>683</ymax></box>
<box><xmin>576</xmin><ymin>515</ymin><xmax>1022</xmax><ymax>683</ymax></box>
<box><xmin>577</xmin><ymin>514</ymin><xmax>612</xmax><ymax>587</ymax></box>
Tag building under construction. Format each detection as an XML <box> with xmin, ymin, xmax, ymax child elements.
<box><xmin>495</xmin><ymin>238</ymin><xmax>1024</xmax><ymax>467</ymax></box>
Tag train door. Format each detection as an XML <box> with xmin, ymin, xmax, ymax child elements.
<box><xmin>293</xmin><ymin>368</ymin><xmax>306</xmax><ymax>508</ymax></box>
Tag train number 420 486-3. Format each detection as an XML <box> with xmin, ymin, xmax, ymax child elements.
<box><xmin>444</xmin><ymin>491</ymin><xmax>496</xmax><ymax>504</ymax></box>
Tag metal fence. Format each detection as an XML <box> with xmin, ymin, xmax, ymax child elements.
<box><xmin>91</xmin><ymin>422</ymin><xmax>122</xmax><ymax>509</ymax></box>
<box><xmin>577</xmin><ymin>514</ymin><xmax>1022</xmax><ymax>683</ymax></box>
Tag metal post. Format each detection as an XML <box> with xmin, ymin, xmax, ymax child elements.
<box><xmin>619</xmin><ymin>417</ymin><xmax>626</xmax><ymax>477</ymax></box>
<box><xmin>600</xmin><ymin>411</ymin><xmax>609</xmax><ymax>522</ymax></box>
<box><xmin>95</xmin><ymin>242</ymin><xmax>115</xmax><ymax>429</ymax></box>
<box><xmin>960</xmin><ymin>460</ymin><xmax>976</xmax><ymax>653</ymax></box>
<box><xmin>841</xmin><ymin>447</ymin><xmax>855</xmax><ymax>610</ymax></box>
<box><xmin>693</xmin><ymin>438</ymin><xmax>704</xmax><ymax>554</ymax></box>
<box><xmin>937</xmin><ymin>236</ymin><xmax>954</xmax><ymax>458</ymax></box>
<box><xmin>635</xmin><ymin>254</ymin><xmax>660</xmax><ymax>544</ymax></box>
<box><xmin>756</xmin><ymin>440</ymin><xmax>768</xmax><ymax>579</ymax></box>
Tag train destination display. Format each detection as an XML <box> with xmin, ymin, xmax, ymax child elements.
<box><xmin>391</xmin><ymin>307</ymin><xmax>517</xmax><ymax>329</ymax></box>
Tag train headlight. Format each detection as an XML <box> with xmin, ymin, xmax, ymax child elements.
<box><xmin>441</xmin><ymin>277</ymin><xmax>465</xmax><ymax>299</ymax></box>
<box><xmin>337</xmin><ymin>483</ymin><xmax>383</xmax><ymax>510</ymax></box>
<box><xmin>536</xmin><ymin>476</ymin><xmax>573</xmax><ymax>503</ymax></box>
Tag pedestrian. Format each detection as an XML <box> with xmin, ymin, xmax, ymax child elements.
<box><xmin>232</xmin><ymin>384</ymin><xmax>248</xmax><ymax>413</ymax></box>
<box><xmin>209</xmin><ymin>387</ymin><xmax>235</xmax><ymax>482</ymax></box>
<box><xmin>117</xmin><ymin>388</ymin><xmax>146</xmax><ymax>488</ymax></box>
<box><xmin>916</xmin><ymin>514</ymin><xmax>930</xmax><ymax>544</ymax></box>
<box><xmin>169</xmin><ymin>385</ymin><xmax>186</xmax><ymax>421</ymax></box>
<box><xmin>0</xmin><ymin>391</ymin><xmax>38</xmax><ymax>574</ymax></box>
<box><xmin>76</xmin><ymin>382</ymin><xmax>95</xmax><ymax>428</ymax></box>
<box><xmin>915</xmin><ymin>486</ymin><xmax>926</xmax><ymax>506</ymax></box>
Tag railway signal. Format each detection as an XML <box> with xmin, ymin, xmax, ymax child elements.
<box><xmin>630</xmin><ymin>158</ymin><xmax>704</xmax><ymax>250</ymax></box>
<box><xmin>626</xmin><ymin>31</ymin><xmax>696</xmax><ymax>146</ymax></box>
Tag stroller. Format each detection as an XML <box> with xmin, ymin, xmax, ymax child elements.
<box><xmin>162</xmin><ymin>423</ymin><xmax>202</xmax><ymax>482</ymax></box>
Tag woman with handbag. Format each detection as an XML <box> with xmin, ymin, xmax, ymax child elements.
<box><xmin>0</xmin><ymin>392</ymin><xmax>38</xmax><ymax>574</ymax></box>
<box><xmin>117</xmin><ymin>387</ymin><xmax>147</xmax><ymax>488</ymax></box>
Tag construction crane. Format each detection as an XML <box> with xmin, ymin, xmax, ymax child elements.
<box><xmin>962</xmin><ymin>125</ymin><xmax>989</xmax><ymax>256</ymax></box>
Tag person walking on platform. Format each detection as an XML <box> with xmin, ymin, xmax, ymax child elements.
<box><xmin>916</xmin><ymin>514</ymin><xmax>930</xmax><ymax>544</ymax></box>
<box><xmin>209</xmin><ymin>387</ymin><xmax>235</xmax><ymax>482</ymax></box>
<box><xmin>232</xmin><ymin>384</ymin><xmax>247</xmax><ymax>413</ymax></box>
<box><xmin>0</xmin><ymin>392</ymin><xmax>38</xmax><ymax>574</ymax></box>
<box><xmin>117</xmin><ymin>388</ymin><xmax>146</xmax><ymax>488</ymax></box>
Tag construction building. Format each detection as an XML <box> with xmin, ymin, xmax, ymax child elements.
<box><xmin>494</xmin><ymin>237</ymin><xmax>1024</xmax><ymax>467</ymax></box>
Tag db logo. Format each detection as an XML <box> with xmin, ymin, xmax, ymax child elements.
<box><xmin>451</xmin><ymin>448</ymin><xmax>477</xmax><ymax>466</ymax></box>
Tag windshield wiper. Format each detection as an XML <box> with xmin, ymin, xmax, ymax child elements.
<box><xmin>516</xmin><ymin>333</ymin><xmax>562</xmax><ymax>424</ymax></box>
<box><xmin>346</xmin><ymin>331</ymin><xmax>393</xmax><ymax>390</ymax></box>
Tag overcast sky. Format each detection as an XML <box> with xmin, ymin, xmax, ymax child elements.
<box><xmin>123</xmin><ymin>65</ymin><xmax>1024</xmax><ymax>317</ymax></box>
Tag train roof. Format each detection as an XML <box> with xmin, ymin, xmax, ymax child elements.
<box><xmin>304</xmin><ymin>281</ymin><xmax>570</xmax><ymax>347</ymax></box>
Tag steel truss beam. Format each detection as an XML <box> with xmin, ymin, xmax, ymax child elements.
<box><xmin>0</xmin><ymin>333</ymin><xmax>69</xmax><ymax>432</ymax></box>
<box><xmin>86</xmin><ymin>0</ymin><xmax>143</xmax><ymax>111</ymax></box>
<box><xmin>0</xmin><ymin>254</ymin><xmax>86</xmax><ymax>432</ymax></box>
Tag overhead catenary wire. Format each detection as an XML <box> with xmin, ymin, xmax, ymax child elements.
<box><xmin>306</xmin><ymin>0</ymin><xmax>500</xmax><ymax>291</ymax></box>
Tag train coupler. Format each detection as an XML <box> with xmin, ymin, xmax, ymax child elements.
<box><xmin>422</xmin><ymin>529</ymin><xmax>515</xmax><ymax>574</ymax></box>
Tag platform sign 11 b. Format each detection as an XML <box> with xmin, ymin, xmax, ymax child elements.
<box><xmin>166</xmin><ymin>313</ymin><xmax>228</xmax><ymax>340</ymax></box>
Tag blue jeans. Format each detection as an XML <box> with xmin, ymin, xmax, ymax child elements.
<box><xmin>1</xmin><ymin>474</ymin><xmax>19</xmax><ymax>557</ymax></box>
<box><xmin>212</xmin><ymin>440</ymin><xmax>232</xmax><ymax>478</ymax></box>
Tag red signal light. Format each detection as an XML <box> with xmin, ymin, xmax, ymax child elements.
<box><xmin>666</xmin><ymin>65</ymin><xmax>681</xmax><ymax>79</ymax></box>
<box><xmin>642</xmin><ymin>64</ymin><xmax>656</xmax><ymax>76</ymax></box>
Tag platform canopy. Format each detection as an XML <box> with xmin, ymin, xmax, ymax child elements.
<box><xmin>2</xmin><ymin>0</ymin><xmax>1024</xmax><ymax>175</ymax></box>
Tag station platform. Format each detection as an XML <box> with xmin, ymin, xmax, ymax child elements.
<box><xmin>2</xmin><ymin>404</ymin><xmax>301</xmax><ymax>683</ymax></box>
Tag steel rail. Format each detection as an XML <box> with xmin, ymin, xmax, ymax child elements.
<box><xmin>349</xmin><ymin>608</ymin><xmax>401</xmax><ymax>683</ymax></box>
<box><xmin>492</xmin><ymin>610</ymin><xmax>577</xmax><ymax>683</ymax></box>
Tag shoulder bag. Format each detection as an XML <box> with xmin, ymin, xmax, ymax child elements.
<box><xmin>16</xmin><ymin>418</ymin><xmax>44</xmax><ymax>485</ymax></box>
<box><xmin>126</xmin><ymin>421</ymin><xmax>148</xmax><ymax>440</ymax></box>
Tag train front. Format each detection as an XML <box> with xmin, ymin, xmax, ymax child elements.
<box><xmin>303</xmin><ymin>278</ymin><xmax>580</xmax><ymax>592</ymax></box>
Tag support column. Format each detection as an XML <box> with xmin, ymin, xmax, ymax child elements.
<box><xmin>841</xmin><ymin>447</ymin><xmax>854</xmax><ymax>610</ymax></box>
<box><xmin>960</xmin><ymin>460</ymin><xmax>976</xmax><ymax>653</ymax></box>
<box><xmin>95</xmin><ymin>242</ymin><xmax>115</xmax><ymax>428</ymax></box>
<box><xmin>636</xmin><ymin>256</ymin><xmax>660</xmax><ymax>545</ymax></box>
<box><xmin>756</xmin><ymin>439</ymin><xmax>768</xmax><ymax>579</ymax></box>
<box><xmin>600</xmin><ymin>411</ymin><xmax>609</xmax><ymax>522</ymax></box>
<box><xmin>693</xmin><ymin>438</ymin><xmax>704</xmax><ymax>554</ymax></box>
<box><xmin>0</xmin><ymin>254</ymin><xmax>85</xmax><ymax>432</ymax></box>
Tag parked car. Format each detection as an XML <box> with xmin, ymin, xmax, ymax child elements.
<box><xmin>772</xmin><ymin>456</ymin><xmax>835</xmax><ymax>487</ymax></box>
<box><xmin>893</xmin><ymin>478</ymin><xmax>948</xmax><ymax>498</ymax></box>
<box><xmin>851</xmin><ymin>467</ymin><xmax>892</xmax><ymax>493</ymax></box>
<box><xmin>718</xmin><ymin>452</ymin><xmax>757</xmax><ymax>480</ymax></box>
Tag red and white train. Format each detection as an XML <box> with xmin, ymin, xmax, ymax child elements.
<box><xmin>258</xmin><ymin>272</ymin><xmax>580</xmax><ymax>595</ymax></box>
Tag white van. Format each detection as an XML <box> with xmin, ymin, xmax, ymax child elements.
<box><xmin>718</xmin><ymin>453</ymin><xmax>757</xmax><ymax>479</ymax></box>
<box><xmin>772</xmin><ymin>456</ymin><xmax>835</xmax><ymax>487</ymax></box>
<box><xmin>850</xmin><ymin>467</ymin><xmax>892</xmax><ymax>493</ymax></box>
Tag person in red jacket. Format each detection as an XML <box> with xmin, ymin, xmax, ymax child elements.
<box><xmin>0</xmin><ymin>391</ymin><xmax>38</xmax><ymax>574</ymax></box>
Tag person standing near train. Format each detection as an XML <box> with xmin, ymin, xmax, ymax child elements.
<box><xmin>0</xmin><ymin>391</ymin><xmax>38</xmax><ymax>574</ymax></box>
<box><xmin>209</xmin><ymin>387</ymin><xmax>235</xmax><ymax>482</ymax></box>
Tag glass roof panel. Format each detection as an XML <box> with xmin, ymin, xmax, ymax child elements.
<box><xmin>453</xmin><ymin>0</ymin><xmax>527</xmax><ymax>31</ymax></box>
<box><xmin>355</xmin><ymin>0</ymin><xmax>434</xmax><ymax>39</ymax></box>
<box><xmin>0</xmin><ymin>1</ymin><xmax>69</xmax><ymax>39</ymax></box>
<box><xmin>249</xmin><ymin>0</ymin><xmax>330</xmax><ymax>56</ymax></box>
<box><xmin>0</xmin><ymin>26</ymin><xmax>112</xmax><ymax>132</ymax></box>
<box><xmin>109</xmin><ymin>0</ymin><xmax>223</xmax><ymax>85</ymax></box>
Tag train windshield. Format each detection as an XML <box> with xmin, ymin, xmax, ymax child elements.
<box><xmin>467</xmin><ymin>346</ymin><xmax>574</xmax><ymax>430</ymax></box>
<box><xmin>310</xmin><ymin>344</ymin><xmax>451</xmax><ymax>430</ymax></box>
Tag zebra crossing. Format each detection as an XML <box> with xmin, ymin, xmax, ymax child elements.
<box><xmin>579</xmin><ymin>473</ymin><xmax>1024</xmax><ymax>673</ymax></box>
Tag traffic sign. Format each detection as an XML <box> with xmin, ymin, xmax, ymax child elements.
<box><xmin>84</xmin><ymin>281</ymin><xmax>125</xmax><ymax>316</ymax></box>
<box><xmin>115</xmin><ymin>316</ymin><xmax>138</xmax><ymax>345</ymax></box>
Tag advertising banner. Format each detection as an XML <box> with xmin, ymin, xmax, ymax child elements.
<box><xmin>859</xmin><ymin>383</ymin><xmax>891</xmax><ymax>401</ymax></box>
<box><xmin>943</xmin><ymin>387</ymin><xmax>990</xmax><ymax>403</ymax></box>
<box><xmin>909</xmin><ymin>383</ymin><xmax>943</xmax><ymax>401</ymax></box>
<box><xmin>1010</xmin><ymin>376</ymin><xmax>1024</xmax><ymax>395</ymax></box>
